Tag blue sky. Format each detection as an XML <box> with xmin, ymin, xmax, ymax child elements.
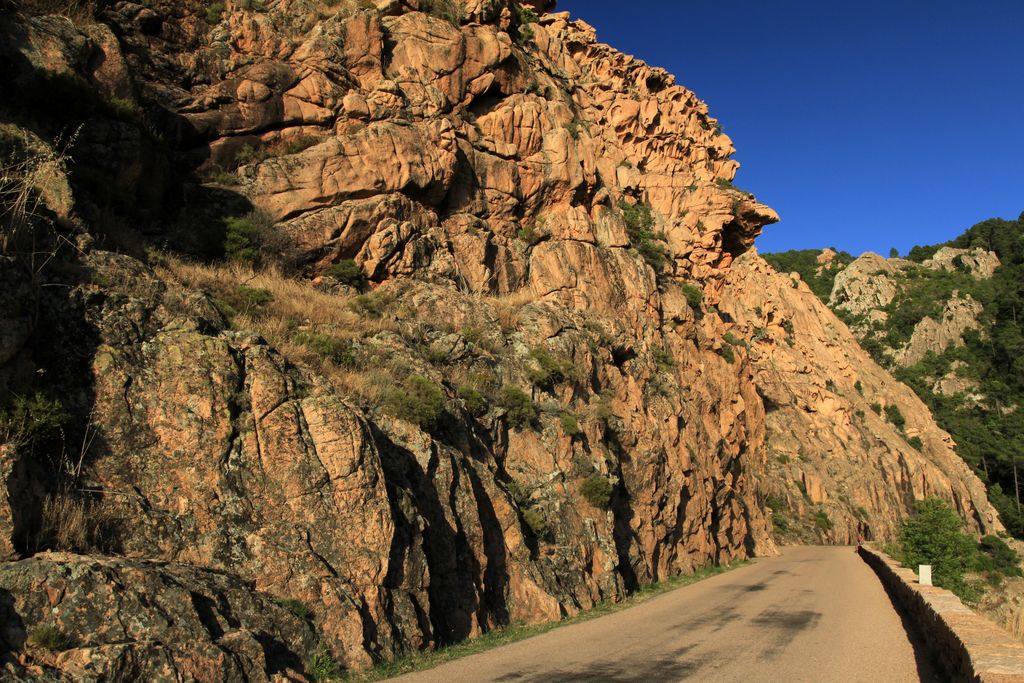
<box><xmin>557</xmin><ymin>0</ymin><xmax>1024</xmax><ymax>255</ymax></box>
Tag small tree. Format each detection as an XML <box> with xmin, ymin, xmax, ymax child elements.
<box><xmin>899</xmin><ymin>497</ymin><xmax>977</xmax><ymax>596</ymax></box>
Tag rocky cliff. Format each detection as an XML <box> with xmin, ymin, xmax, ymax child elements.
<box><xmin>0</xmin><ymin>0</ymin><xmax>1001</xmax><ymax>679</ymax></box>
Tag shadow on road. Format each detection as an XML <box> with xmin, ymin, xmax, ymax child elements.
<box><xmin>873</xmin><ymin>568</ymin><xmax>942</xmax><ymax>682</ymax></box>
<box><xmin>492</xmin><ymin>644</ymin><xmax>702</xmax><ymax>682</ymax></box>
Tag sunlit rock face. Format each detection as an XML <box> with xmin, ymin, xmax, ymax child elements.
<box><xmin>0</xmin><ymin>0</ymin><xmax>997</xmax><ymax>677</ymax></box>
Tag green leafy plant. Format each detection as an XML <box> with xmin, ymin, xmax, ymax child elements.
<box><xmin>580</xmin><ymin>474</ymin><xmax>614</xmax><ymax>509</ymax></box>
<box><xmin>515</xmin><ymin>3</ymin><xmax>539</xmax><ymax>43</ymax></box>
<box><xmin>294</xmin><ymin>333</ymin><xmax>355</xmax><ymax>367</ymax></box>
<box><xmin>238</xmin><ymin>285</ymin><xmax>272</xmax><ymax>308</ymax></box>
<box><xmin>497</xmin><ymin>386</ymin><xmax>537</xmax><ymax>430</ymax></box>
<box><xmin>28</xmin><ymin>625</ymin><xmax>73</xmax><ymax>652</ymax></box>
<box><xmin>278</xmin><ymin>598</ymin><xmax>311</xmax><ymax>620</ymax></box>
<box><xmin>382</xmin><ymin>375</ymin><xmax>445</xmax><ymax>430</ymax></box>
<box><xmin>618</xmin><ymin>199</ymin><xmax>669</xmax><ymax>276</ymax></box>
<box><xmin>457</xmin><ymin>385</ymin><xmax>488</xmax><ymax>416</ymax></box>
<box><xmin>308</xmin><ymin>646</ymin><xmax>342</xmax><ymax>681</ymax></box>
<box><xmin>898</xmin><ymin>497</ymin><xmax>981</xmax><ymax>600</ymax></box>
<box><xmin>679</xmin><ymin>283</ymin><xmax>703</xmax><ymax>312</ymax></box>
<box><xmin>527</xmin><ymin>346</ymin><xmax>574</xmax><ymax>389</ymax></box>
<box><xmin>883</xmin><ymin>404</ymin><xmax>906</xmax><ymax>431</ymax></box>
<box><xmin>812</xmin><ymin>510</ymin><xmax>833</xmax><ymax>532</ymax></box>
<box><xmin>560</xmin><ymin>412</ymin><xmax>580</xmax><ymax>437</ymax></box>
<box><xmin>205</xmin><ymin>1</ymin><xmax>225</xmax><ymax>23</ymax></box>
<box><xmin>327</xmin><ymin>259</ymin><xmax>367</xmax><ymax>289</ymax></box>
<box><xmin>522</xmin><ymin>508</ymin><xmax>548</xmax><ymax>536</ymax></box>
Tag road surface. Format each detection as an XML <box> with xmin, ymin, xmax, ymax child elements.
<box><xmin>392</xmin><ymin>546</ymin><xmax>938</xmax><ymax>682</ymax></box>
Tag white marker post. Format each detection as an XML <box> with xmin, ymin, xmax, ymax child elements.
<box><xmin>919</xmin><ymin>565</ymin><xmax>932</xmax><ymax>586</ymax></box>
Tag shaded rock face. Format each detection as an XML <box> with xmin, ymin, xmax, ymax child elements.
<box><xmin>0</xmin><ymin>0</ymin><xmax>1000</xmax><ymax>678</ymax></box>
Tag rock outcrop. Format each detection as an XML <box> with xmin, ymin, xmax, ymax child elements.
<box><xmin>0</xmin><ymin>0</ymin><xmax>1001</xmax><ymax>678</ymax></box>
<box><xmin>721</xmin><ymin>253</ymin><xmax>998</xmax><ymax>543</ymax></box>
<box><xmin>893</xmin><ymin>292</ymin><xmax>985</xmax><ymax>367</ymax></box>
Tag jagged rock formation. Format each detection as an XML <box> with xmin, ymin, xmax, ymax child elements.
<box><xmin>0</xmin><ymin>0</ymin><xmax>1002</xmax><ymax>678</ymax></box>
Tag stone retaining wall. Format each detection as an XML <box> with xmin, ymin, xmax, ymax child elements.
<box><xmin>859</xmin><ymin>545</ymin><xmax>1024</xmax><ymax>682</ymax></box>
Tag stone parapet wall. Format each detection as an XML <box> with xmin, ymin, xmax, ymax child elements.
<box><xmin>859</xmin><ymin>546</ymin><xmax>1024</xmax><ymax>682</ymax></box>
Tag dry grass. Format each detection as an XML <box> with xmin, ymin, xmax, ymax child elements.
<box><xmin>161</xmin><ymin>259</ymin><xmax>355</xmax><ymax>328</ymax></box>
<box><xmin>160</xmin><ymin>257</ymin><xmax>406</xmax><ymax>404</ymax></box>
<box><xmin>0</xmin><ymin>129</ymin><xmax>73</xmax><ymax>258</ymax></box>
<box><xmin>482</xmin><ymin>288</ymin><xmax>537</xmax><ymax>332</ymax></box>
<box><xmin>38</xmin><ymin>489</ymin><xmax>120</xmax><ymax>553</ymax></box>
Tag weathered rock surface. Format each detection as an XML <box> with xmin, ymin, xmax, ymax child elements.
<box><xmin>722</xmin><ymin>252</ymin><xmax>999</xmax><ymax>543</ymax></box>
<box><xmin>0</xmin><ymin>552</ymin><xmax>316</xmax><ymax>682</ymax></box>
<box><xmin>829</xmin><ymin>252</ymin><xmax>908</xmax><ymax>320</ymax></box>
<box><xmin>924</xmin><ymin>246</ymin><xmax>1001</xmax><ymax>280</ymax></box>
<box><xmin>0</xmin><ymin>0</ymin><xmax>1002</xmax><ymax>678</ymax></box>
<box><xmin>894</xmin><ymin>292</ymin><xmax>985</xmax><ymax>367</ymax></box>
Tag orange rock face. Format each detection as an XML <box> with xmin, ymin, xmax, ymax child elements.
<box><xmin>0</xmin><ymin>0</ymin><xmax>1000</xmax><ymax>677</ymax></box>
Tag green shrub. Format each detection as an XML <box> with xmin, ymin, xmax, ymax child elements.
<box><xmin>906</xmin><ymin>435</ymin><xmax>923</xmax><ymax>451</ymax></box>
<box><xmin>723</xmin><ymin>332</ymin><xmax>744</xmax><ymax>347</ymax></box>
<box><xmin>522</xmin><ymin>508</ymin><xmax>548</xmax><ymax>536</ymax></box>
<box><xmin>559</xmin><ymin>412</ymin><xmax>580</xmax><ymax>437</ymax></box>
<box><xmin>507</xmin><ymin>480</ymin><xmax>531</xmax><ymax>508</ymax></box>
<box><xmin>382</xmin><ymin>375</ymin><xmax>445</xmax><ymax>430</ymax></box>
<box><xmin>977</xmin><ymin>535</ymin><xmax>1023</xmax><ymax>576</ymax></box>
<box><xmin>884</xmin><ymin>404</ymin><xmax>906</xmax><ymax>431</ymax></box>
<box><xmin>527</xmin><ymin>346</ymin><xmax>574</xmax><ymax>389</ymax></box>
<box><xmin>618</xmin><ymin>199</ymin><xmax>669</xmax><ymax>275</ymax></box>
<box><xmin>517</xmin><ymin>224</ymin><xmax>548</xmax><ymax>246</ymax></box>
<box><xmin>28</xmin><ymin>625</ymin><xmax>73</xmax><ymax>651</ymax></box>
<box><xmin>771</xmin><ymin>512</ymin><xmax>790</xmax><ymax>533</ymax></box>
<box><xmin>652</xmin><ymin>348</ymin><xmax>675</xmax><ymax>371</ymax></box>
<box><xmin>680</xmin><ymin>283</ymin><xmax>703</xmax><ymax>311</ymax></box>
<box><xmin>294</xmin><ymin>333</ymin><xmax>355</xmax><ymax>367</ymax></box>
<box><xmin>205</xmin><ymin>1</ymin><xmax>225</xmax><ymax>23</ymax></box>
<box><xmin>515</xmin><ymin>3</ymin><xmax>538</xmax><ymax>43</ymax></box>
<box><xmin>497</xmin><ymin>386</ymin><xmax>537</xmax><ymax>430</ymax></box>
<box><xmin>898</xmin><ymin>497</ymin><xmax>979</xmax><ymax>599</ymax></box>
<box><xmin>854</xmin><ymin>380</ymin><xmax>863</xmax><ymax>395</ymax></box>
<box><xmin>308</xmin><ymin>647</ymin><xmax>342</xmax><ymax>681</ymax></box>
<box><xmin>580</xmin><ymin>474</ymin><xmax>614</xmax><ymax>509</ymax></box>
<box><xmin>812</xmin><ymin>510</ymin><xmax>833</xmax><ymax>531</ymax></box>
<box><xmin>238</xmin><ymin>285</ymin><xmax>272</xmax><ymax>308</ymax></box>
<box><xmin>0</xmin><ymin>392</ymin><xmax>67</xmax><ymax>451</ymax></box>
<box><xmin>278</xmin><ymin>598</ymin><xmax>311</xmax><ymax>620</ymax></box>
<box><xmin>346</xmin><ymin>293</ymin><xmax>388</xmax><ymax>318</ymax></box>
<box><xmin>776</xmin><ymin>453</ymin><xmax>790</xmax><ymax>464</ymax></box>
<box><xmin>718</xmin><ymin>345</ymin><xmax>736</xmax><ymax>364</ymax></box>
<box><xmin>327</xmin><ymin>259</ymin><xmax>367</xmax><ymax>289</ymax></box>
<box><xmin>457</xmin><ymin>385</ymin><xmax>488</xmax><ymax>416</ymax></box>
<box><xmin>222</xmin><ymin>212</ymin><xmax>277</xmax><ymax>265</ymax></box>
<box><xmin>870</xmin><ymin>402</ymin><xmax>882</xmax><ymax>415</ymax></box>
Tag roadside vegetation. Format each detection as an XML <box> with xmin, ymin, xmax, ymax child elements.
<box><xmin>888</xmin><ymin>497</ymin><xmax>1021</xmax><ymax>604</ymax></box>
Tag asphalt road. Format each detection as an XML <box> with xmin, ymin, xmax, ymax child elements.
<box><xmin>392</xmin><ymin>546</ymin><xmax>938</xmax><ymax>682</ymax></box>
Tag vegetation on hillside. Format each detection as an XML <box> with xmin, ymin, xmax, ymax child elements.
<box><xmin>771</xmin><ymin>213</ymin><xmax>1024</xmax><ymax>536</ymax></box>
<box><xmin>761</xmin><ymin>248</ymin><xmax>854</xmax><ymax>300</ymax></box>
